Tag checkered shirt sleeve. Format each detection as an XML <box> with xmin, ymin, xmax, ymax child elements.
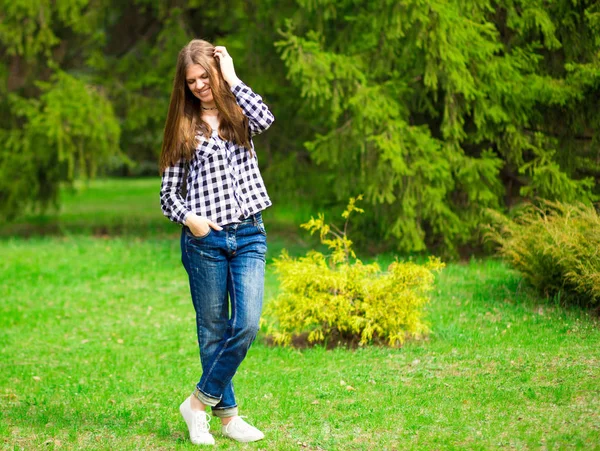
<box><xmin>230</xmin><ymin>81</ymin><xmax>275</xmax><ymax>136</ymax></box>
<box><xmin>159</xmin><ymin>158</ymin><xmax>191</xmax><ymax>224</ymax></box>
<box><xmin>159</xmin><ymin>82</ymin><xmax>274</xmax><ymax>226</ymax></box>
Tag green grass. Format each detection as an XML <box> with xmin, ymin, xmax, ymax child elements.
<box><xmin>1</xmin><ymin>179</ymin><xmax>599</xmax><ymax>450</ymax></box>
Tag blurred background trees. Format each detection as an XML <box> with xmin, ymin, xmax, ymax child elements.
<box><xmin>1</xmin><ymin>0</ymin><xmax>599</xmax><ymax>255</ymax></box>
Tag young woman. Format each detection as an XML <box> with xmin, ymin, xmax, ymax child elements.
<box><xmin>159</xmin><ymin>39</ymin><xmax>274</xmax><ymax>445</ymax></box>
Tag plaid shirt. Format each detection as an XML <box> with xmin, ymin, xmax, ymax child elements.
<box><xmin>160</xmin><ymin>81</ymin><xmax>274</xmax><ymax>226</ymax></box>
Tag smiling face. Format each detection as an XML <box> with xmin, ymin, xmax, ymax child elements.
<box><xmin>186</xmin><ymin>64</ymin><xmax>215</xmax><ymax>106</ymax></box>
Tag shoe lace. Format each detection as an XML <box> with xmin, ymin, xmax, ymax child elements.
<box><xmin>195</xmin><ymin>411</ymin><xmax>211</xmax><ymax>433</ymax></box>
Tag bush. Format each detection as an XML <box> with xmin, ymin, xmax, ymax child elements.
<box><xmin>484</xmin><ymin>201</ymin><xmax>600</xmax><ymax>306</ymax></box>
<box><xmin>265</xmin><ymin>196</ymin><xmax>445</xmax><ymax>347</ymax></box>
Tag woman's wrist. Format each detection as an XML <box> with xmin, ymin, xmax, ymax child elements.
<box><xmin>184</xmin><ymin>213</ymin><xmax>198</xmax><ymax>225</ymax></box>
<box><xmin>226</xmin><ymin>76</ymin><xmax>242</xmax><ymax>88</ymax></box>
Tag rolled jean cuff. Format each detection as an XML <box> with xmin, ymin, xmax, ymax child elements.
<box><xmin>193</xmin><ymin>387</ymin><xmax>220</xmax><ymax>407</ymax></box>
<box><xmin>211</xmin><ymin>406</ymin><xmax>239</xmax><ymax>418</ymax></box>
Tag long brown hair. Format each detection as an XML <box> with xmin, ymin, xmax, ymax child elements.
<box><xmin>159</xmin><ymin>39</ymin><xmax>251</xmax><ymax>173</ymax></box>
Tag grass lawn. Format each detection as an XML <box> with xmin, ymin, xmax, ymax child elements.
<box><xmin>1</xmin><ymin>179</ymin><xmax>599</xmax><ymax>450</ymax></box>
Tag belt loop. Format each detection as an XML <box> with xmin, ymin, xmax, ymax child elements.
<box><xmin>252</xmin><ymin>213</ymin><xmax>258</xmax><ymax>227</ymax></box>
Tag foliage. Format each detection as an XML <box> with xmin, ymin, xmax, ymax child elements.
<box><xmin>1</xmin><ymin>0</ymin><xmax>599</xmax><ymax>257</ymax></box>
<box><xmin>276</xmin><ymin>0</ymin><xmax>600</xmax><ymax>255</ymax></box>
<box><xmin>484</xmin><ymin>200</ymin><xmax>600</xmax><ymax>306</ymax></box>
<box><xmin>1</xmin><ymin>71</ymin><xmax>119</xmax><ymax>219</ymax></box>
<box><xmin>266</xmin><ymin>197</ymin><xmax>445</xmax><ymax>346</ymax></box>
<box><xmin>0</xmin><ymin>0</ymin><xmax>119</xmax><ymax>218</ymax></box>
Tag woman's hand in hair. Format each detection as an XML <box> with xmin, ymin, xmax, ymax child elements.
<box><xmin>185</xmin><ymin>213</ymin><xmax>223</xmax><ymax>237</ymax></box>
<box><xmin>213</xmin><ymin>46</ymin><xmax>241</xmax><ymax>87</ymax></box>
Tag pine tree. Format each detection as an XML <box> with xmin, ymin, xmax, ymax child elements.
<box><xmin>276</xmin><ymin>0</ymin><xmax>600</xmax><ymax>255</ymax></box>
<box><xmin>0</xmin><ymin>0</ymin><xmax>120</xmax><ymax>218</ymax></box>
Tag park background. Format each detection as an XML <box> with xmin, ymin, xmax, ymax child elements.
<box><xmin>1</xmin><ymin>0</ymin><xmax>599</xmax><ymax>449</ymax></box>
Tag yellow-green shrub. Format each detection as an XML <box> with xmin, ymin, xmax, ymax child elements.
<box><xmin>265</xmin><ymin>196</ymin><xmax>445</xmax><ymax>347</ymax></box>
<box><xmin>485</xmin><ymin>201</ymin><xmax>600</xmax><ymax>306</ymax></box>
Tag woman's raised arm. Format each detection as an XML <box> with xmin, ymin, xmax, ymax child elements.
<box><xmin>214</xmin><ymin>46</ymin><xmax>275</xmax><ymax>136</ymax></box>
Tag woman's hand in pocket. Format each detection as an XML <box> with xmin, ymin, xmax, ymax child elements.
<box><xmin>185</xmin><ymin>213</ymin><xmax>223</xmax><ymax>237</ymax></box>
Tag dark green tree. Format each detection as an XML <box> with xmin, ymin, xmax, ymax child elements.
<box><xmin>2</xmin><ymin>0</ymin><xmax>599</xmax><ymax>258</ymax></box>
<box><xmin>276</xmin><ymin>0</ymin><xmax>600</xmax><ymax>254</ymax></box>
<box><xmin>0</xmin><ymin>0</ymin><xmax>120</xmax><ymax>218</ymax></box>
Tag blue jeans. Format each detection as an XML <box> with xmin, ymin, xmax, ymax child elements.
<box><xmin>180</xmin><ymin>212</ymin><xmax>267</xmax><ymax>418</ymax></box>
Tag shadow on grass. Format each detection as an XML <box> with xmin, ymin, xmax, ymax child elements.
<box><xmin>0</xmin><ymin>218</ymin><xmax>175</xmax><ymax>239</ymax></box>
<box><xmin>0</xmin><ymin>213</ymin><xmax>328</xmax><ymax>267</ymax></box>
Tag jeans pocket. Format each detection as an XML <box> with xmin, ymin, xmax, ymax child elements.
<box><xmin>185</xmin><ymin>226</ymin><xmax>213</xmax><ymax>241</ymax></box>
<box><xmin>256</xmin><ymin>221</ymin><xmax>267</xmax><ymax>236</ymax></box>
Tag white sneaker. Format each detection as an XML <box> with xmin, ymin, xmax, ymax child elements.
<box><xmin>222</xmin><ymin>416</ymin><xmax>265</xmax><ymax>443</ymax></box>
<box><xmin>179</xmin><ymin>396</ymin><xmax>215</xmax><ymax>445</ymax></box>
